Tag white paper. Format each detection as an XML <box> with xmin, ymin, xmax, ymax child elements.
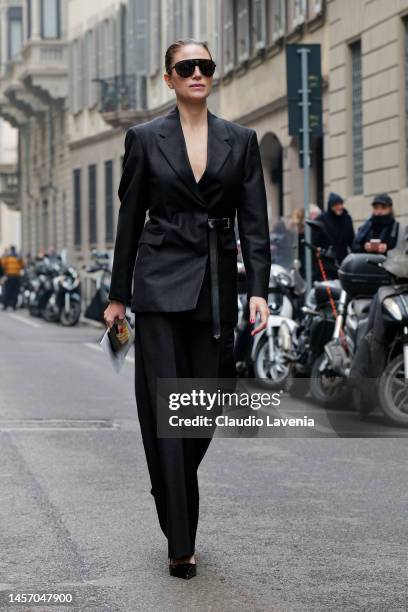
<box><xmin>99</xmin><ymin>318</ymin><xmax>134</xmax><ymax>373</ymax></box>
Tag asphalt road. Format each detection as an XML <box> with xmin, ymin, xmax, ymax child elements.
<box><xmin>0</xmin><ymin>308</ymin><xmax>407</xmax><ymax>612</ymax></box>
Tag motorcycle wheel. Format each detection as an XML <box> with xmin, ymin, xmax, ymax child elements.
<box><xmin>42</xmin><ymin>303</ymin><xmax>59</xmax><ymax>323</ymax></box>
<box><xmin>253</xmin><ymin>331</ymin><xmax>290</xmax><ymax>389</ymax></box>
<box><xmin>310</xmin><ymin>353</ymin><xmax>350</xmax><ymax>409</ymax></box>
<box><xmin>60</xmin><ymin>302</ymin><xmax>81</xmax><ymax>326</ymax></box>
<box><xmin>378</xmin><ymin>354</ymin><xmax>408</xmax><ymax>426</ymax></box>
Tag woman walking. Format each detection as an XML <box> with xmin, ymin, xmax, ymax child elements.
<box><xmin>104</xmin><ymin>39</ymin><xmax>271</xmax><ymax>579</ymax></box>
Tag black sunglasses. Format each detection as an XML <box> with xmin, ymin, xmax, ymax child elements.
<box><xmin>168</xmin><ymin>58</ymin><xmax>216</xmax><ymax>78</ymax></box>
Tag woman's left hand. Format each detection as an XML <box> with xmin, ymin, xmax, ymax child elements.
<box><xmin>249</xmin><ymin>296</ymin><xmax>269</xmax><ymax>335</ymax></box>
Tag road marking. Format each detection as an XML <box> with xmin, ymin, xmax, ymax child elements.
<box><xmin>79</xmin><ymin>315</ymin><xmax>104</xmax><ymax>329</ymax></box>
<box><xmin>8</xmin><ymin>313</ymin><xmax>42</xmax><ymax>328</ymax></box>
<box><xmin>83</xmin><ymin>342</ymin><xmax>134</xmax><ymax>363</ymax></box>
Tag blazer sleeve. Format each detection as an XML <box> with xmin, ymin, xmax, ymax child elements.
<box><xmin>237</xmin><ymin>129</ymin><xmax>271</xmax><ymax>301</ymax></box>
<box><xmin>108</xmin><ymin>128</ymin><xmax>148</xmax><ymax>305</ymax></box>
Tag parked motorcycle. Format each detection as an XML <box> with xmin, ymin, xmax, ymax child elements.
<box><xmin>28</xmin><ymin>259</ymin><xmax>56</xmax><ymax>318</ymax></box>
<box><xmin>287</xmin><ymin>247</ymin><xmax>343</xmax><ymax>400</ymax></box>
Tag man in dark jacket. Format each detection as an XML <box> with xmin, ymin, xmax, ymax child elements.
<box><xmin>352</xmin><ymin>193</ymin><xmax>399</xmax><ymax>254</ymax></box>
<box><xmin>312</xmin><ymin>192</ymin><xmax>355</xmax><ymax>279</ymax></box>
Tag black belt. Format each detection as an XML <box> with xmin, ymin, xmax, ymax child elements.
<box><xmin>207</xmin><ymin>217</ymin><xmax>233</xmax><ymax>340</ymax></box>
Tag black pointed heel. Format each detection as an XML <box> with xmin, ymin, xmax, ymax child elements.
<box><xmin>169</xmin><ymin>562</ymin><xmax>197</xmax><ymax>579</ymax></box>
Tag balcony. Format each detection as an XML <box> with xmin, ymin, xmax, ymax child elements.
<box><xmin>0</xmin><ymin>164</ymin><xmax>20</xmax><ymax>209</ymax></box>
<box><xmin>95</xmin><ymin>74</ymin><xmax>148</xmax><ymax>128</ymax></box>
<box><xmin>0</xmin><ymin>39</ymin><xmax>68</xmax><ymax>127</ymax></box>
<box><xmin>19</xmin><ymin>39</ymin><xmax>68</xmax><ymax>101</ymax></box>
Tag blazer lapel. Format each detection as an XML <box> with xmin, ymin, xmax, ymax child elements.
<box><xmin>157</xmin><ymin>104</ymin><xmax>232</xmax><ymax>208</ymax></box>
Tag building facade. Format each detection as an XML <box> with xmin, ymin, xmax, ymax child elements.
<box><xmin>0</xmin><ymin>0</ymin><xmax>407</xmax><ymax>264</ymax></box>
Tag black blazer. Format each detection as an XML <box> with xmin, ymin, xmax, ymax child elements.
<box><xmin>108</xmin><ymin>104</ymin><xmax>271</xmax><ymax>323</ymax></box>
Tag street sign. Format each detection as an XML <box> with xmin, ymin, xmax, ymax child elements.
<box><xmin>286</xmin><ymin>44</ymin><xmax>323</xmax><ymax>138</ymax></box>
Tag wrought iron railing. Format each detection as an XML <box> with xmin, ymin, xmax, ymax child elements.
<box><xmin>94</xmin><ymin>74</ymin><xmax>147</xmax><ymax>114</ymax></box>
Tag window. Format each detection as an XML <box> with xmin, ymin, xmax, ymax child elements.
<box><xmin>41</xmin><ymin>0</ymin><xmax>60</xmax><ymax>39</ymax></box>
<box><xmin>88</xmin><ymin>164</ymin><xmax>97</xmax><ymax>245</ymax></box>
<box><xmin>252</xmin><ymin>0</ymin><xmax>267</xmax><ymax>50</ymax></box>
<box><xmin>105</xmin><ymin>161</ymin><xmax>114</xmax><ymax>243</ymax></box>
<box><xmin>350</xmin><ymin>40</ymin><xmax>363</xmax><ymax>195</ymax></box>
<box><xmin>73</xmin><ymin>169</ymin><xmax>81</xmax><ymax>247</ymax></box>
<box><xmin>267</xmin><ymin>0</ymin><xmax>286</xmax><ymax>43</ymax></box>
<box><xmin>8</xmin><ymin>7</ymin><xmax>23</xmax><ymax>59</ymax></box>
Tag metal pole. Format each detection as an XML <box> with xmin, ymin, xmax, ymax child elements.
<box><xmin>298</xmin><ymin>47</ymin><xmax>312</xmax><ymax>293</ymax></box>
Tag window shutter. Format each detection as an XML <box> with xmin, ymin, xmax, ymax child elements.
<box><xmin>181</xmin><ymin>0</ymin><xmax>194</xmax><ymax>38</ymax></box>
<box><xmin>222</xmin><ymin>0</ymin><xmax>234</xmax><ymax>73</ymax></box>
<box><xmin>270</xmin><ymin>0</ymin><xmax>286</xmax><ymax>42</ymax></box>
<box><xmin>113</xmin><ymin>10</ymin><xmax>121</xmax><ymax>77</ymax></box>
<box><xmin>68</xmin><ymin>41</ymin><xmax>75</xmax><ymax>112</ymax></box>
<box><xmin>199</xmin><ymin>0</ymin><xmax>208</xmax><ymax>40</ymax></box>
<box><xmin>149</xmin><ymin>0</ymin><xmax>160</xmax><ymax>76</ymax></box>
<box><xmin>237</xmin><ymin>0</ymin><xmax>249</xmax><ymax>62</ymax></box>
<box><xmin>211</xmin><ymin>0</ymin><xmax>221</xmax><ymax>73</ymax></box>
<box><xmin>83</xmin><ymin>32</ymin><xmax>89</xmax><ymax>108</ymax></box>
<box><xmin>135</xmin><ymin>0</ymin><xmax>148</xmax><ymax>75</ymax></box>
<box><xmin>89</xmin><ymin>28</ymin><xmax>97</xmax><ymax>106</ymax></box>
<box><xmin>106</xmin><ymin>16</ymin><xmax>115</xmax><ymax>78</ymax></box>
<box><xmin>166</xmin><ymin>0</ymin><xmax>175</xmax><ymax>48</ymax></box>
<box><xmin>294</xmin><ymin>0</ymin><xmax>306</xmax><ymax>27</ymax></box>
<box><xmin>174</xmin><ymin>0</ymin><xmax>182</xmax><ymax>39</ymax></box>
<box><xmin>252</xmin><ymin>0</ymin><xmax>266</xmax><ymax>50</ymax></box>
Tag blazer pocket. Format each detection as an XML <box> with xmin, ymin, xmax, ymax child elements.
<box><xmin>138</xmin><ymin>230</ymin><xmax>166</xmax><ymax>246</ymax></box>
<box><xmin>218</xmin><ymin>232</ymin><xmax>238</xmax><ymax>251</ymax></box>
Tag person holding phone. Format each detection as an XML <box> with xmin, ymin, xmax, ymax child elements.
<box><xmin>103</xmin><ymin>38</ymin><xmax>271</xmax><ymax>579</ymax></box>
<box><xmin>352</xmin><ymin>193</ymin><xmax>399</xmax><ymax>255</ymax></box>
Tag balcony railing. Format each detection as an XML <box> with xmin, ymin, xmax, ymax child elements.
<box><xmin>0</xmin><ymin>168</ymin><xmax>19</xmax><ymax>208</ymax></box>
<box><xmin>95</xmin><ymin>74</ymin><xmax>147</xmax><ymax>114</ymax></box>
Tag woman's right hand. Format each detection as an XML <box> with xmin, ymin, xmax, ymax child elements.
<box><xmin>104</xmin><ymin>300</ymin><xmax>126</xmax><ymax>328</ymax></box>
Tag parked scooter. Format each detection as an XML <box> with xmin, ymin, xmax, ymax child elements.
<box><xmin>250</xmin><ymin>230</ymin><xmax>305</xmax><ymax>388</ymax></box>
<box><xmin>83</xmin><ymin>250</ymin><xmax>112</xmax><ymax>324</ymax></box>
<box><xmin>41</xmin><ymin>264</ymin><xmax>81</xmax><ymax>326</ymax></box>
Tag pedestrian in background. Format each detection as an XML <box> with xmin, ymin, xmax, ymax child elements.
<box><xmin>0</xmin><ymin>245</ymin><xmax>24</xmax><ymax>310</ymax></box>
<box><xmin>313</xmin><ymin>192</ymin><xmax>355</xmax><ymax>275</ymax></box>
<box><xmin>352</xmin><ymin>193</ymin><xmax>399</xmax><ymax>254</ymax></box>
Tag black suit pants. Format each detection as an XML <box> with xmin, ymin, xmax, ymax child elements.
<box><xmin>133</xmin><ymin>309</ymin><xmax>236</xmax><ymax>559</ymax></box>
